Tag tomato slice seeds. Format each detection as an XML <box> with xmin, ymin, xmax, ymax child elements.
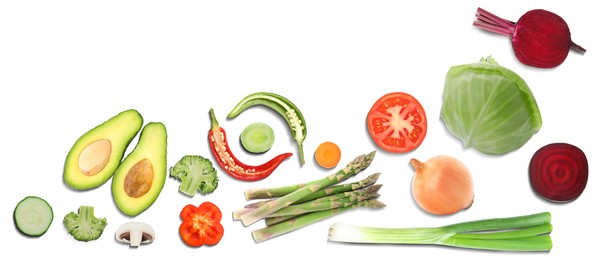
<box><xmin>367</xmin><ymin>92</ymin><xmax>427</xmax><ymax>153</ymax></box>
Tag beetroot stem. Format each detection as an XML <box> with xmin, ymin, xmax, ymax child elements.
<box><xmin>571</xmin><ymin>42</ymin><xmax>586</xmax><ymax>53</ymax></box>
<box><xmin>473</xmin><ymin>7</ymin><xmax>515</xmax><ymax>37</ymax></box>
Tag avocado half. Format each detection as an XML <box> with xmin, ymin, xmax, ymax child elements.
<box><xmin>63</xmin><ymin>109</ymin><xmax>143</xmax><ymax>190</ymax></box>
<box><xmin>111</xmin><ymin>122</ymin><xmax>167</xmax><ymax>217</ymax></box>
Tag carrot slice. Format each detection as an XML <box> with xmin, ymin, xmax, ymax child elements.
<box><xmin>314</xmin><ymin>142</ymin><xmax>341</xmax><ymax>169</ymax></box>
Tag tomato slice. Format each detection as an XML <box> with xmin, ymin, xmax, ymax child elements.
<box><xmin>366</xmin><ymin>92</ymin><xmax>427</xmax><ymax>153</ymax></box>
<box><xmin>179</xmin><ymin>201</ymin><xmax>224</xmax><ymax>247</ymax></box>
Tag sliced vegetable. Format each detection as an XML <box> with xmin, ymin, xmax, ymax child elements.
<box><xmin>240</xmin><ymin>122</ymin><xmax>275</xmax><ymax>154</ymax></box>
<box><xmin>474</xmin><ymin>7</ymin><xmax>585</xmax><ymax>68</ymax></box>
<box><xmin>63</xmin><ymin>205</ymin><xmax>107</xmax><ymax>242</ymax></box>
<box><xmin>13</xmin><ymin>196</ymin><xmax>53</xmax><ymax>237</ymax></box>
<box><xmin>366</xmin><ymin>92</ymin><xmax>427</xmax><ymax>153</ymax></box>
<box><xmin>179</xmin><ymin>201</ymin><xmax>224</xmax><ymax>247</ymax></box>
<box><xmin>169</xmin><ymin>155</ymin><xmax>219</xmax><ymax>196</ymax></box>
<box><xmin>208</xmin><ymin>108</ymin><xmax>292</xmax><ymax>181</ymax></box>
<box><xmin>227</xmin><ymin>92</ymin><xmax>307</xmax><ymax>165</ymax></box>
<box><xmin>314</xmin><ymin>141</ymin><xmax>341</xmax><ymax>169</ymax></box>
<box><xmin>410</xmin><ymin>156</ymin><xmax>474</xmax><ymax>215</ymax></box>
<box><xmin>529</xmin><ymin>143</ymin><xmax>588</xmax><ymax>202</ymax></box>
<box><xmin>328</xmin><ymin>212</ymin><xmax>553</xmax><ymax>252</ymax></box>
<box><xmin>115</xmin><ymin>222</ymin><xmax>155</xmax><ymax>247</ymax></box>
<box><xmin>440</xmin><ymin>56</ymin><xmax>542</xmax><ymax>155</ymax></box>
<box><xmin>237</xmin><ymin>151</ymin><xmax>376</xmax><ymax>227</ymax></box>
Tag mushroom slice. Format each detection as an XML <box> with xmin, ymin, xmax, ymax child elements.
<box><xmin>115</xmin><ymin>222</ymin><xmax>155</xmax><ymax>247</ymax></box>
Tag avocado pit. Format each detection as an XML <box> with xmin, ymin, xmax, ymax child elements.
<box><xmin>78</xmin><ymin>139</ymin><xmax>111</xmax><ymax>176</ymax></box>
<box><xmin>124</xmin><ymin>159</ymin><xmax>154</xmax><ymax>198</ymax></box>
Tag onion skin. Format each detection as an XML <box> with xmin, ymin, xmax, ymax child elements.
<box><xmin>410</xmin><ymin>156</ymin><xmax>474</xmax><ymax>215</ymax></box>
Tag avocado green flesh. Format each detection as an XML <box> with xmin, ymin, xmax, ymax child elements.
<box><xmin>112</xmin><ymin>122</ymin><xmax>167</xmax><ymax>217</ymax></box>
<box><xmin>63</xmin><ymin>109</ymin><xmax>143</xmax><ymax>190</ymax></box>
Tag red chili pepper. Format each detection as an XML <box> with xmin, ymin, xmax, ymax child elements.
<box><xmin>208</xmin><ymin>108</ymin><xmax>292</xmax><ymax>181</ymax></box>
<box><xmin>179</xmin><ymin>201</ymin><xmax>224</xmax><ymax>247</ymax></box>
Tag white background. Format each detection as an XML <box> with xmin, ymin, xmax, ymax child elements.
<box><xmin>1</xmin><ymin>0</ymin><xmax>600</xmax><ymax>259</ymax></box>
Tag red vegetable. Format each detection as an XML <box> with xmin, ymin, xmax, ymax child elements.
<box><xmin>473</xmin><ymin>7</ymin><xmax>585</xmax><ymax>68</ymax></box>
<box><xmin>179</xmin><ymin>201</ymin><xmax>224</xmax><ymax>247</ymax></box>
<box><xmin>366</xmin><ymin>92</ymin><xmax>427</xmax><ymax>153</ymax></box>
<box><xmin>529</xmin><ymin>143</ymin><xmax>588</xmax><ymax>202</ymax></box>
<box><xmin>208</xmin><ymin>108</ymin><xmax>292</xmax><ymax>181</ymax></box>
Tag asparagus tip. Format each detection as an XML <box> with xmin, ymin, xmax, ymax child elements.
<box><xmin>366</xmin><ymin>184</ymin><xmax>383</xmax><ymax>194</ymax></box>
<box><xmin>366</xmin><ymin>199</ymin><xmax>387</xmax><ymax>209</ymax></box>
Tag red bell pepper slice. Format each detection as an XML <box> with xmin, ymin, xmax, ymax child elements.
<box><xmin>179</xmin><ymin>201</ymin><xmax>224</xmax><ymax>247</ymax></box>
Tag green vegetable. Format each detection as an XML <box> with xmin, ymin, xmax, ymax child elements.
<box><xmin>252</xmin><ymin>199</ymin><xmax>386</xmax><ymax>243</ymax></box>
<box><xmin>240</xmin><ymin>122</ymin><xmax>275</xmax><ymax>154</ymax></box>
<box><xmin>328</xmin><ymin>212</ymin><xmax>553</xmax><ymax>252</ymax></box>
<box><xmin>440</xmin><ymin>56</ymin><xmax>542</xmax><ymax>155</ymax></box>
<box><xmin>63</xmin><ymin>205</ymin><xmax>108</xmax><ymax>242</ymax></box>
<box><xmin>263</xmin><ymin>185</ymin><xmax>382</xmax><ymax>226</ymax></box>
<box><xmin>13</xmin><ymin>196</ymin><xmax>53</xmax><ymax>237</ymax></box>
<box><xmin>228</xmin><ymin>92</ymin><xmax>307</xmax><ymax>165</ymax></box>
<box><xmin>233</xmin><ymin>184</ymin><xmax>381</xmax><ymax>220</ymax></box>
<box><xmin>244</xmin><ymin>180</ymin><xmax>381</xmax><ymax>210</ymax></box>
<box><xmin>169</xmin><ymin>155</ymin><xmax>219</xmax><ymax>196</ymax></box>
<box><xmin>238</xmin><ymin>151</ymin><xmax>376</xmax><ymax>227</ymax></box>
<box><xmin>244</xmin><ymin>171</ymin><xmax>381</xmax><ymax>201</ymax></box>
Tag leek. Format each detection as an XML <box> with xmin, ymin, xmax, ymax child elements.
<box><xmin>328</xmin><ymin>212</ymin><xmax>552</xmax><ymax>252</ymax></box>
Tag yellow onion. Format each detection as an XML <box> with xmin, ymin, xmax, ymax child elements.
<box><xmin>410</xmin><ymin>155</ymin><xmax>474</xmax><ymax>215</ymax></box>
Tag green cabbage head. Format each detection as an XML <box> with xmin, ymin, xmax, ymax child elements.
<box><xmin>440</xmin><ymin>56</ymin><xmax>542</xmax><ymax>155</ymax></box>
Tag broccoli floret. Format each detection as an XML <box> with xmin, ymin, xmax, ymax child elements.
<box><xmin>63</xmin><ymin>206</ymin><xmax>107</xmax><ymax>242</ymax></box>
<box><xmin>170</xmin><ymin>155</ymin><xmax>219</xmax><ymax>196</ymax></box>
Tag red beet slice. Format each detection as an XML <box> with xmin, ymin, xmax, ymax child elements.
<box><xmin>529</xmin><ymin>143</ymin><xmax>588</xmax><ymax>202</ymax></box>
<box><xmin>473</xmin><ymin>8</ymin><xmax>585</xmax><ymax>68</ymax></box>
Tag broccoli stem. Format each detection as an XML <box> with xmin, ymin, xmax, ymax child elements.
<box><xmin>79</xmin><ymin>206</ymin><xmax>95</xmax><ymax>227</ymax></box>
<box><xmin>180</xmin><ymin>174</ymin><xmax>214</xmax><ymax>197</ymax></box>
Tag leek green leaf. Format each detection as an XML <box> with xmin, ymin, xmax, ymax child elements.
<box><xmin>440</xmin><ymin>56</ymin><xmax>542</xmax><ymax>155</ymax></box>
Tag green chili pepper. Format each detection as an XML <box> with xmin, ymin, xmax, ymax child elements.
<box><xmin>227</xmin><ymin>92</ymin><xmax>307</xmax><ymax>166</ymax></box>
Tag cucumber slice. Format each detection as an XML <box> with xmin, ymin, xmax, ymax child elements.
<box><xmin>240</xmin><ymin>122</ymin><xmax>275</xmax><ymax>154</ymax></box>
<box><xmin>14</xmin><ymin>196</ymin><xmax>53</xmax><ymax>237</ymax></box>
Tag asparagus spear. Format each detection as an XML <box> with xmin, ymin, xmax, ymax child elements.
<box><xmin>239</xmin><ymin>151</ymin><xmax>376</xmax><ymax>226</ymax></box>
<box><xmin>235</xmin><ymin>196</ymin><xmax>359</xmax><ymax>220</ymax></box>
<box><xmin>244</xmin><ymin>176</ymin><xmax>381</xmax><ymax>209</ymax></box>
<box><xmin>244</xmin><ymin>171</ymin><xmax>380</xmax><ymax>201</ymax></box>
<box><xmin>252</xmin><ymin>199</ymin><xmax>386</xmax><ymax>243</ymax></box>
<box><xmin>293</xmin><ymin>173</ymin><xmax>381</xmax><ymax>204</ymax></box>
<box><xmin>264</xmin><ymin>190</ymin><xmax>381</xmax><ymax>226</ymax></box>
<box><xmin>233</xmin><ymin>184</ymin><xmax>382</xmax><ymax>220</ymax></box>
